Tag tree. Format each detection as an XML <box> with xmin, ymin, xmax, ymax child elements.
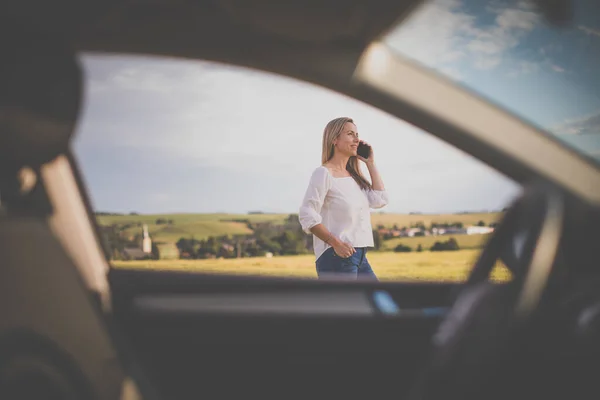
<box><xmin>257</xmin><ymin>235</ymin><xmax>282</xmax><ymax>255</ymax></box>
<box><xmin>430</xmin><ymin>241</ymin><xmax>444</xmax><ymax>252</ymax></box>
<box><xmin>417</xmin><ymin>244</ymin><xmax>423</xmax><ymax>252</ymax></box>
<box><xmin>431</xmin><ymin>237</ymin><xmax>460</xmax><ymax>252</ymax></box>
<box><xmin>446</xmin><ymin>237</ymin><xmax>459</xmax><ymax>251</ymax></box>
<box><xmin>277</xmin><ymin>230</ymin><xmax>307</xmax><ymax>255</ymax></box>
<box><xmin>151</xmin><ymin>243</ymin><xmax>160</xmax><ymax>260</ymax></box>
<box><xmin>372</xmin><ymin>230</ymin><xmax>382</xmax><ymax>251</ymax></box>
<box><xmin>394</xmin><ymin>243</ymin><xmax>412</xmax><ymax>253</ymax></box>
<box><xmin>176</xmin><ymin>238</ymin><xmax>200</xmax><ymax>257</ymax></box>
<box><xmin>477</xmin><ymin>220</ymin><xmax>486</xmax><ymax>226</ymax></box>
<box><xmin>286</xmin><ymin>214</ymin><xmax>299</xmax><ymax>224</ymax></box>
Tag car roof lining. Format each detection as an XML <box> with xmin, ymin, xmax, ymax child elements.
<box><xmin>2</xmin><ymin>0</ymin><xmax>419</xmax><ymax>44</ymax></box>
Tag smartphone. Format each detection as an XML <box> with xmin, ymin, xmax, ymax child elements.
<box><xmin>357</xmin><ymin>142</ymin><xmax>371</xmax><ymax>159</ymax></box>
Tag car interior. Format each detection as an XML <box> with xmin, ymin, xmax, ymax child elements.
<box><xmin>1</xmin><ymin>1</ymin><xmax>600</xmax><ymax>400</ymax></box>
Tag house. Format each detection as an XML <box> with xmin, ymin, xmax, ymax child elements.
<box><xmin>466</xmin><ymin>225</ymin><xmax>495</xmax><ymax>235</ymax></box>
<box><xmin>441</xmin><ymin>227</ymin><xmax>467</xmax><ymax>235</ymax></box>
<box><xmin>155</xmin><ymin>243</ymin><xmax>179</xmax><ymax>260</ymax></box>
<box><xmin>122</xmin><ymin>248</ymin><xmax>150</xmax><ymax>260</ymax></box>
<box><xmin>406</xmin><ymin>227</ymin><xmax>426</xmax><ymax>237</ymax></box>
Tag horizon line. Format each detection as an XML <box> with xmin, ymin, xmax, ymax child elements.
<box><xmin>94</xmin><ymin>210</ymin><xmax>506</xmax><ymax>216</ymax></box>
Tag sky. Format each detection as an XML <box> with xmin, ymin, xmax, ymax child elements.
<box><xmin>72</xmin><ymin>0</ymin><xmax>599</xmax><ymax>215</ymax></box>
<box><xmin>385</xmin><ymin>0</ymin><xmax>600</xmax><ymax>153</ymax></box>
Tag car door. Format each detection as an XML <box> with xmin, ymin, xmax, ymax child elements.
<box><xmin>107</xmin><ymin>268</ymin><xmax>456</xmax><ymax>400</ymax></box>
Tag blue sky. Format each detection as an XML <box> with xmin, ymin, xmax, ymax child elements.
<box><xmin>72</xmin><ymin>0</ymin><xmax>599</xmax><ymax>215</ymax></box>
<box><xmin>385</xmin><ymin>0</ymin><xmax>600</xmax><ymax>157</ymax></box>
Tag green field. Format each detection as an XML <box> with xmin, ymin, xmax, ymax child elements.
<box><xmin>124</xmin><ymin>220</ymin><xmax>253</xmax><ymax>243</ymax></box>
<box><xmin>112</xmin><ymin>249</ymin><xmax>510</xmax><ymax>282</ymax></box>
<box><xmin>97</xmin><ymin>212</ymin><xmax>502</xmax><ymax>244</ymax></box>
<box><xmin>370</xmin><ymin>212</ymin><xmax>501</xmax><ymax>229</ymax></box>
<box><xmin>98</xmin><ymin>213</ymin><xmax>287</xmax><ymax>243</ymax></box>
<box><xmin>96</xmin><ymin>213</ymin><xmax>288</xmax><ymax>226</ymax></box>
<box><xmin>381</xmin><ymin>233</ymin><xmax>492</xmax><ymax>251</ymax></box>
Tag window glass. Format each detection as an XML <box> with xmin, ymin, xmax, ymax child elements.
<box><xmin>74</xmin><ymin>53</ymin><xmax>520</xmax><ymax>282</ymax></box>
<box><xmin>383</xmin><ymin>0</ymin><xmax>600</xmax><ymax>165</ymax></box>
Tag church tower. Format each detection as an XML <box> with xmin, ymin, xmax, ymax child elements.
<box><xmin>142</xmin><ymin>224</ymin><xmax>152</xmax><ymax>253</ymax></box>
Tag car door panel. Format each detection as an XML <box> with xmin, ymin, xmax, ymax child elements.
<box><xmin>109</xmin><ymin>269</ymin><xmax>456</xmax><ymax>399</ymax></box>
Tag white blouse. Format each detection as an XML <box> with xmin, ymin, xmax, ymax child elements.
<box><xmin>299</xmin><ymin>166</ymin><xmax>389</xmax><ymax>260</ymax></box>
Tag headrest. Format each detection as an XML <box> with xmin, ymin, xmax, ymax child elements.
<box><xmin>0</xmin><ymin>36</ymin><xmax>81</xmax><ymax>169</ymax></box>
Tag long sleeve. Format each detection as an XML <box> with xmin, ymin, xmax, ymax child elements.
<box><xmin>299</xmin><ymin>167</ymin><xmax>331</xmax><ymax>234</ymax></box>
<box><xmin>364</xmin><ymin>188</ymin><xmax>389</xmax><ymax>209</ymax></box>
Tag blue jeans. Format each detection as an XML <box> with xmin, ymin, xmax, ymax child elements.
<box><xmin>315</xmin><ymin>247</ymin><xmax>378</xmax><ymax>281</ymax></box>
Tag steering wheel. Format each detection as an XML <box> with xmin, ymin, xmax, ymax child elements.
<box><xmin>409</xmin><ymin>183</ymin><xmax>566</xmax><ymax>400</ymax></box>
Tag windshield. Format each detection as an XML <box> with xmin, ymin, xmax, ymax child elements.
<box><xmin>382</xmin><ymin>0</ymin><xmax>600</xmax><ymax>165</ymax></box>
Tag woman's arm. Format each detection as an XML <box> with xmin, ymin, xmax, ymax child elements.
<box><xmin>357</xmin><ymin>141</ymin><xmax>385</xmax><ymax>191</ymax></box>
<box><xmin>299</xmin><ymin>167</ymin><xmax>329</xmax><ymax>233</ymax></box>
<box><xmin>366</xmin><ymin>160</ymin><xmax>385</xmax><ymax>191</ymax></box>
<box><xmin>310</xmin><ymin>224</ymin><xmax>355</xmax><ymax>258</ymax></box>
<box><xmin>359</xmin><ymin>144</ymin><xmax>389</xmax><ymax>209</ymax></box>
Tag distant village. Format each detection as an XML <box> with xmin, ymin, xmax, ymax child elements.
<box><xmin>103</xmin><ymin>215</ymin><xmax>497</xmax><ymax>261</ymax></box>
<box><xmin>375</xmin><ymin>221</ymin><xmax>496</xmax><ymax>239</ymax></box>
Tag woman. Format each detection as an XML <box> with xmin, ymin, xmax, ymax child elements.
<box><xmin>299</xmin><ymin>117</ymin><xmax>389</xmax><ymax>280</ymax></box>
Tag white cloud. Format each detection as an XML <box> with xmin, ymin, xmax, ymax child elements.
<box><xmin>550</xmin><ymin>111</ymin><xmax>600</xmax><ymax>164</ymax></box>
<box><xmin>553</xmin><ymin>110</ymin><xmax>600</xmax><ymax>136</ymax></box>
<box><xmin>507</xmin><ymin>60</ymin><xmax>539</xmax><ymax>77</ymax></box>
<box><xmin>475</xmin><ymin>56</ymin><xmax>502</xmax><ymax>70</ymax></box>
<box><xmin>551</xmin><ymin>64</ymin><xmax>565</xmax><ymax>73</ymax></box>
<box><xmin>383</xmin><ymin>0</ymin><xmax>474</xmax><ymax>68</ymax></box>
<box><xmin>74</xmin><ymin>53</ymin><xmax>521</xmax><ymax>213</ymax></box>
<box><xmin>495</xmin><ymin>6</ymin><xmax>538</xmax><ymax>31</ymax></box>
<box><xmin>384</xmin><ymin>0</ymin><xmax>540</xmax><ymax>76</ymax></box>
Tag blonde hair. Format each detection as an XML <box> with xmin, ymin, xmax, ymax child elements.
<box><xmin>321</xmin><ymin>117</ymin><xmax>372</xmax><ymax>191</ymax></box>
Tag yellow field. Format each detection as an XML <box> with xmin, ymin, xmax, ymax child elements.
<box><xmin>112</xmin><ymin>249</ymin><xmax>510</xmax><ymax>282</ymax></box>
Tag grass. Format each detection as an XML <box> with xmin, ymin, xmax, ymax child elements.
<box><xmin>381</xmin><ymin>233</ymin><xmax>492</xmax><ymax>251</ymax></box>
<box><xmin>97</xmin><ymin>212</ymin><xmax>502</xmax><ymax>244</ymax></box>
<box><xmin>96</xmin><ymin>213</ymin><xmax>288</xmax><ymax>226</ymax></box>
<box><xmin>98</xmin><ymin>213</ymin><xmax>285</xmax><ymax>242</ymax></box>
<box><xmin>98</xmin><ymin>212</ymin><xmax>501</xmax><ymax>228</ymax></box>
<box><xmin>122</xmin><ymin>221</ymin><xmax>253</xmax><ymax>243</ymax></box>
<box><xmin>112</xmin><ymin>249</ymin><xmax>510</xmax><ymax>283</ymax></box>
<box><xmin>370</xmin><ymin>212</ymin><xmax>502</xmax><ymax>229</ymax></box>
